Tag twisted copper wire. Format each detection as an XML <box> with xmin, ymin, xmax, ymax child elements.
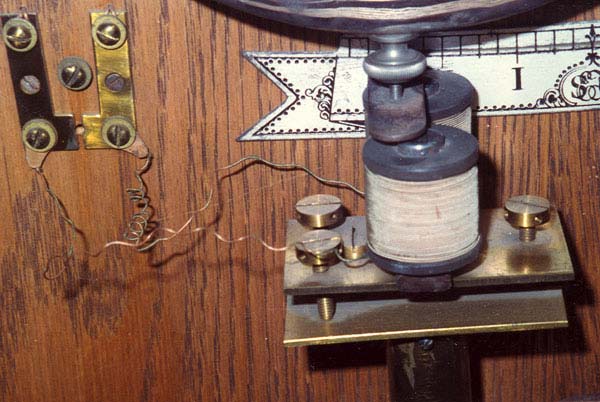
<box><xmin>123</xmin><ymin>153</ymin><xmax>153</xmax><ymax>244</ymax></box>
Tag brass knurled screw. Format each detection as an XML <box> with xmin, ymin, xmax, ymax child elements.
<box><xmin>504</xmin><ymin>195</ymin><xmax>551</xmax><ymax>242</ymax></box>
<box><xmin>295</xmin><ymin>229</ymin><xmax>342</xmax><ymax>321</ymax></box>
<box><xmin>296</xmin><ymin>194</ymin><xmax>345</xmax><ymax>229</ymax></box>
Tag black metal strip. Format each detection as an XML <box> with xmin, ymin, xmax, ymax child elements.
<box><xmin>1</xmin><ymin>13</ymin><xmax>77</xmax><ymax>151</ymax></box>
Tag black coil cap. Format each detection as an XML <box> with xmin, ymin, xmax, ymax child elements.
<box><xmin>363</xmin><ymin>125</ymin><xmax>479</xmax><ymax>182</ymax></box>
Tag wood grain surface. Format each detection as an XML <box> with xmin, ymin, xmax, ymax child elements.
<box><xmin>0</xmin><ymin>1</ymin><xmax>598</xmax><ymax>401</ymax></box>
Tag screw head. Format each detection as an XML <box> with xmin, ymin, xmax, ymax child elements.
<box><xmin>101</xmin><ymin>117</ymin><xmax>136</xmax><ymax>149</ymax></box>
<box><xmin>106</xmin><ymin>124</ymin><xmax>131</xmax><ymax>147</ymax></box>
<box><xmin>21</xmin><ymin>119</ymin><xmax>57</xmax><ymax>153</ymax></box>
<box><xmin>295</xmin><ymin>229</ymin><xmax>342</xmax><ymax>267</ymax></box>
<box><xmin>296</xmin><ymin>194</ymin><xmax>345</xmax><ymax>229</ymax></box>
<box><xmin>105</xmin><ymin>72</ymin><xmax>126</xmax><ymax>92</ymax></box>
<box><xmin>2</xmin><ymin>18</ymin><xmax>38</xmax><ymax>52</ymax></box>
<box><xmin>19</xmin><ymin>75</ymin><xmax>41</xmax><ymax>95</ymax></box>
<box><xmin>504</xmin><ymin>195</ymin><xmax>551</xmax><ymax>229</ymax></box>
<box><xmin>58</xmin><ymin>57</ymin><xmax>93</xmax><ymax>91</ymax></box>
<box><xmin>92</xmin><ymin>15</ymin><xmax>127</xmax><ymax>50</ymax></box>
<box><xmin>26</xmin><ymin>127</ymin><xmax>50</xmax><ymax>149</ymax></box>
<box><xmin>417</xmin><ymin>338</ymin><xmax>434</xmax><ymax>351</ymax></box>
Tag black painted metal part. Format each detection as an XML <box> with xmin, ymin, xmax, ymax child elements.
<box><xmin>362</xmin><ymin>125</ymin><xmax>479</xmax><ymax>182</ymax></box>
<box><xmin>210</xmin><ymin>0</ymin><xmax>555</xmax><ymax>36</ymax></box>
<box><xmin>1</xmin><ymin>14</ymin><xmax>77</xmax><ymax>152</ymax></box>
<box><xmin>388</xmin><ymin>338</ymin><xmax>472</xmax><ymax>402</ymax></box>
<box><xmin>418</xmin><ymin>69</ymin><xmax>475</xmax><ymax>122</ymax></box>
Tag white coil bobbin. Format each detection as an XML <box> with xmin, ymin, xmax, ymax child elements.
<box><xmin>365</xmin><ymin>166</ymin><xmax>479</xmax><ymax>265</ymax></box>
<box><xmin>362</xmin><ymin>125</ymin><xmax>481</xmax><ymax>276</ymax></box>
<box><xmin>422</xmin><ymin>69</ymin><xmax>475</xmax><ymax>134</ymax></box>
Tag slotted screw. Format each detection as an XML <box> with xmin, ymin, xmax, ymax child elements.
<box><xmin>25</xmin><ymin>127</ymin><xmax>51</xmax><ymax>150</ymax></box>
<box><xmin>95</xmin><ymin>22</ymin><xmax>122</xmax><ymax>47</ymax></box>
<box><xmin>5</xmin><ymin>24</ymin><xmax>33</xmax><ymax>50</ymax></box>
<box><xmin>105</xmin><ymin>73</ymin><xmax>125</xmax><ymax>92</ymax></box>
<box><xmin>58</xmin><ymin>58</ymin><xmax>92</xmax><ymax>91</ymax></box>
<box><xmin>19</xmin><ymin>75</ymin><xmax>41</xmax><ymax>95</ymax></box>
<box><xmin>105</xmin><ymin>124</ymin><xmax>132</xmax><ymax>147</ymax></box>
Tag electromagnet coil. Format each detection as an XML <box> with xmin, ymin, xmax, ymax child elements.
<box><xmin>362</xmin><ymin>125</ymin><xmax>481</xmax><ymax>276</ymax></box>
<box><xmin>421</xmin><ymin>69</ymin><xmax>475</xmax><ymax>134</ymax></box>
<box><xmin>365</xmin><ymin>166</ymin><xmax>479</xmax><ymax>265</ymax></box>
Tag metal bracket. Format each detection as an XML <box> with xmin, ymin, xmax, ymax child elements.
<box><xmin>283</xmin><ymin>208</ymin><xmax>574</xmax><ymax>346</ymax></box>
<box><xmin>82</xmin><ymin>10</ymin><xmax>148</xmax><ymax>158</ymax></box>
<box><xmin>1</xmin><ymin>13</ymin><xmax>77</xmax><ymax>169</ymax></box>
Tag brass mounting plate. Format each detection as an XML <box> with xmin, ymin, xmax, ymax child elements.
<box><xmin>1</xmin><ymin>13</ymin><xmax>77</xmax><ymax>168</ymax></box>
<box><xmin>284</xmin><ymin>289</ymin><xmax>568</xmax><ymax>346</ymax></box>
<box><xmin>283</xmin><ymin>209</ymin><xmax>575</xmax><ymax>296</ymax></box>
<box><xmin>83</xmin><ymin>11</ymin><xmax>146</xmax><ymax>157</ymax></box>
<box><xmin>283</xmin><ymin>208</ymin><xmax>573</xmax><ymax>346</ymax></box>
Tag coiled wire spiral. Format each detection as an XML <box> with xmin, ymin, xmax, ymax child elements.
<box><xmin>123</xmin><ymin>153</ymin><xmax>153</xmax><ymax>244</ymax></box>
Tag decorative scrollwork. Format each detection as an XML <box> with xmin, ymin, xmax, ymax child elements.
<box><xmin>586</xmin><ymin>25</ymin><xmax>600</xmax><ymax>66</ymax></box>
<box><xmin>536</xmin><ymin>88</ymin><xmax>569</xmax><ymax>109</ymax></box>
<box><xmin>305</xmin><ymin>70</ymin><xmax>335</xmax><ymax>120</ymax></box>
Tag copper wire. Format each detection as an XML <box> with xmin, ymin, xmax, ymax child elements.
<box><xmin>334</xmin><ymin>248</ymin><xmax>370</xmax><ymax>267</ymax></box>
<box><xmin>218</xmin><ymin>155</ymin><xmax>365</xmax><ymax>197</ymax></box>
<box><xmin>35</xmin><ymin>168</ymin><xmax>78</xmax><ymax>280</ymax></box>
<box><xmin>35</xmin><ymin>153</ymin><xmax>359</xmax><ymax>271</ymax></box>
<box><xmin>123</xmin><ymin>153</ymin><xmax>153</xmax><ymax>244</ymax></box>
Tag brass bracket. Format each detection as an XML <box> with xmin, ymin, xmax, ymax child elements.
<box><xmin>283</xmin><ymin>208</ymin><xmax>574</xmax><ymax>346</ymax></box>
<box><xmin>82</xmin><ymin>10</ymin><xmax>147</xmax><ymax>157</ymax></box>
<box><xmin>1</xmin><ymin>13</ymin><xmax>77</xmax><ymax>169</ymax></box>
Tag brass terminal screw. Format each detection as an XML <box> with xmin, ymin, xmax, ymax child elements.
<box><xmin>317</xmin><ymin>297</ymin><xmax>336</xmax><ymax>321</ymax></box>
<box><xmin>504</xmin><ymin>195</ymin><xmax>551</xmax><ymax>242</ymax></box>
<box><xmin>295</xmin><ymin>229</ymin><xmax>342</xmax><ymax>321</ymax></box>
<box><xmin>295</xmin><ymin>229</ymin><xmax>342</xmax><ymax>267</ymax></box>
<box><xmin>58</xmin><ymin>57</ymin><xmax>93</xmax><ymax>91</ymax></box>
<box><xmin>21</xmin><ymin>119</ymin><xmax>57</xmax><ymax>153</ymax></box>
<box><xmin>92</xmin><ymin>15</ymin><xmax>127</xmax><ymax>50</ymax></box>
<box><xmin>101</xmin><ymin>117</ymin><xmax>136</xmax><ymax>149</ymax></box>
<box><xmin>296</xmin><ymin>194</ymin><xmax>345</xmax><ymax>229</ymax></box>
<box><xmin>2</xmin><ymin>18</ymin><xmax>37</xmax><ymax>52</ymax></box>
<box><xmin>340</xmin><ymin>223</ymin><xmax>369</xmax><ymax>267</ymax></box>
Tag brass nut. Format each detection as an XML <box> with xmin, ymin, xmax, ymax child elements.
<box><xmin>296</xmin><ymin>194</ymin><xmax>345</xmax><ymax>229</ymax></box>
<box><xmin>504</xmin><ymin>195</ymin><xmax>551</xmax><ymax>242</ymax></box>
<box><xmin>338</xmin><ymin>220</ymin><xmax>369</xmax><ymax>267</ymax></box>
<box><xmin>295</xmin><ymin>229</ymin><xmax>342</xmax><ymax>267</ymax></box>
<box><xmin>92</xmin><ymin>15</ymin><xmax>127</xmax><ymax>50</ymax></box>
<box><xmin>58</xmin><ymin>57</ymin><xmax>93</xmax><ymax>91</ymax></box>
<box><xmin>21</xmin><ymin>119</ymin><xmax>58</xmax><ymax>153</ymax></box>
<box><xmin>2</xmin><ymin>18</ymin><xmax>37</xmax><ymax>52</ymax></box>
<box><xmin>101</xmin><ymin>117</ymin><xmax>136</xmax><ymax>149</ymax></box>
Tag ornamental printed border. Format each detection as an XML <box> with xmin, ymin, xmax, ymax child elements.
<box><xmin>241</xmin><ymin>21</ymin><xmax>600</xmax><ymax>141</ymax></box>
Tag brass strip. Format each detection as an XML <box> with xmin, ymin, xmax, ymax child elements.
<box><xmin>284</xmin><ymin>289</ymin><xmax>568</xmax><ymax>346</ymax></box>
<box><xmin>284</xmin><ymin>210</ymin><xmax>575</xmax><ymax>296</ymax></box>
<box><xmin>83</xmin><ymin>11</ymin><xmax>138</xmax><ymax>150</ymax></box>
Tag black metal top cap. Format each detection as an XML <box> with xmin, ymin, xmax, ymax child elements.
<box><xmin>363</xmin><ymin>125</ymin><xmax>479</xmax><ymax>181</ymax></box>
<box><xmin>414</xmin><ymin>69</ymin><xmax>475</xmax><ymax>121</ymax></box>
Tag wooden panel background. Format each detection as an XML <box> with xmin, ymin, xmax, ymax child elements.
<box><xmin>0</xmin><ymin>1</ymin><xmax>598</xmax><ymax>401</ymax></box>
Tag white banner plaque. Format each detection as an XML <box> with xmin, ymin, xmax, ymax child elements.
<box><xmin>241</xmin><ymin>21</ymin><xmax>600</xmax><ymax>141</ymax></box>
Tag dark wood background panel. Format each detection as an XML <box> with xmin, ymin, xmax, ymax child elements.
<box><xmin>0</xmin><ymin>1</ymin><xmax>598</xmax><ymax>401</ymax></box>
